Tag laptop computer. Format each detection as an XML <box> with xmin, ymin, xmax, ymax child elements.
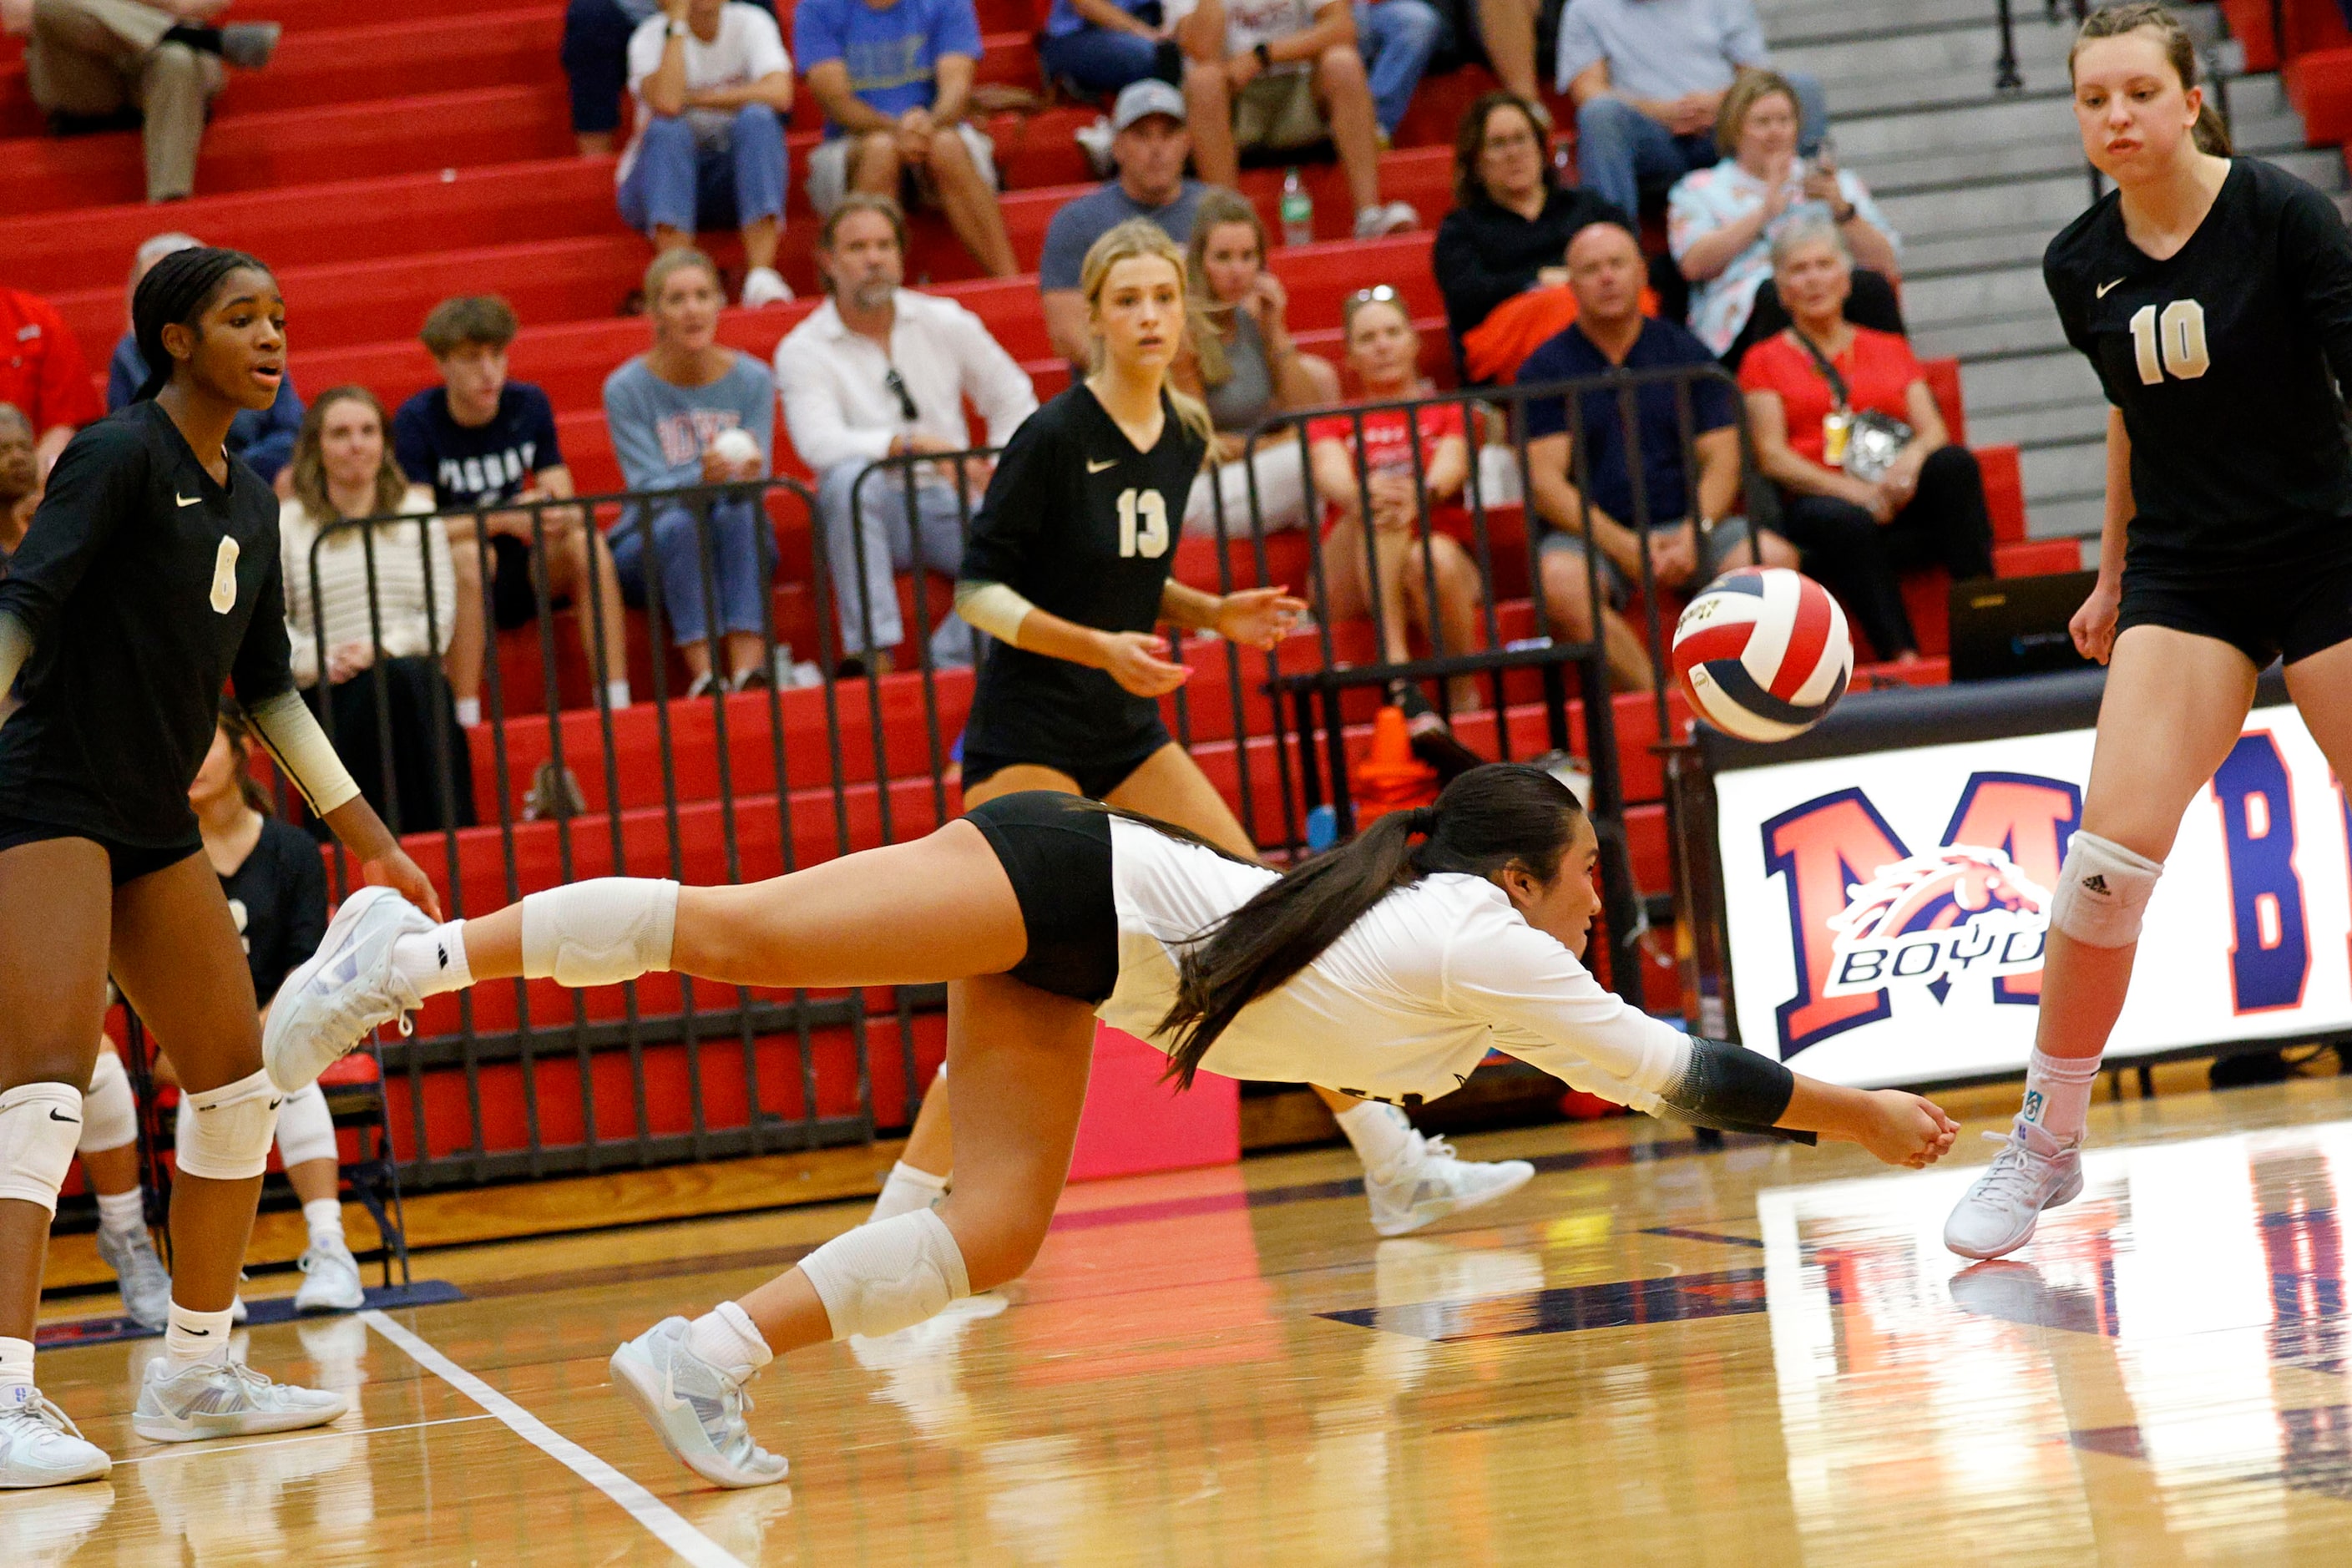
<box><xmin>1947</xmin><ymin>570</ymin><xmax>2099</xmax><ymax>682</ymax></box>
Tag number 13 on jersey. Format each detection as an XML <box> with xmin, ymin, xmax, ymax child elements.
<box><xmin>2128</xmin><ymin>299</ymin><xmax>2209</xmax><ymax>384</ymax></box>
<box><xmin>1116</xmin><ymin>487</ymin><xmax>1171</xmax><ymax>559</ymax></box>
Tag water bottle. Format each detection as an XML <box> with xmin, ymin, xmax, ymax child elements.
<box><xmin>1279</xmin><ymin>168</ymin><xmax>1313</xmax><ymax>247</ymax></box>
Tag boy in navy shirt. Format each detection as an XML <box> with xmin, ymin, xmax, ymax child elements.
<box><xmin>392</xmin><ymin>296</ymin><xmax>633</xmax><ymax>725</ymax></box>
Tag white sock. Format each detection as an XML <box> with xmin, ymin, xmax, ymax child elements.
<box><xmin>2022</xmin><ymin>1050</ymin><xmax>2101</xmax><ymax>1141</ymax></box>
<box><xmin>605</xmin><ymin>679</ymin><xmax>632</xmax><ymax>711</ymax></box>
<box><xmin>0</xmin><ymin>1336</ymin><xmax>32</xmax><ymax>1396</ymax></box>
<box><xmin>454</xmin><ymin>696</ymin><xmax>481</xmax><ymax>728</ymax></box>
<box><xmin>96</xmin><ymin>1188</ymin><xmax>146</xmax><ymax>1240</ymax></box>
<box><xmin>684</xmin><ymin>1299</ymin><xmax>772</xmax><ymax>1379</ymax></box>
<box><xmin>303</xmin><ymin>1197</ymin><xmax>346</xmax><ymax>1247</ymax></box>
<box><xmin>868</xmin><ymin>1161</ymin><xmax>948</xmax><ymax>1224</ymax></box>
<box><xmin>165</xmin><ymin>1302</ymin><xmax>235</xmax><ymax>1368</ymax></box>
<box><xmin>1333</xmin><ymin>1100</ymin><xmax>1417</xmax><ymax>1176</ymax></box>
<box><xmin>392</xmin><ymin>919</ymin><xmax>473</xmax><ymax>999</ymax></box>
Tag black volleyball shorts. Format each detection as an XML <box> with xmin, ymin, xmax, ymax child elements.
<box><xmin>963</xmin><ymin>791</ymin><xmax>1120</xmax><ymax>1004</ymax></box>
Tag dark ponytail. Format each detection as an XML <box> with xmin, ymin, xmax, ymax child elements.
<box><xmin>215</xmin><ymin>699</ymin><xmax>276</xmax><ymax>817</ymax></box>
<box><xmin>131</xmin><ymin>245</ymin><xmax>271</xmax><ymax>402</ymax></box>
<box><xmin>1156</xmin><ymin>763</ymin><xmax>1586</xmax><ymax>1087</ymax></box>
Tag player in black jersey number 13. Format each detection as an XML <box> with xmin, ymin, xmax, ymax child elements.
<box><xmin>1946</xmin><ymin>4</ymin><xmax>2352</xmax><ymax>1260</ymax></box>
<box><xmin>0</xmin><ymin>249</ymin><xmax>443</xmax><ymax>1487</ymax></box>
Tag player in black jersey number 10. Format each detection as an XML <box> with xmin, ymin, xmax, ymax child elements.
<box><xmin>1946</xmin><ymin>4</ymin><xmax>2352</xmax><ymax>1260</ymax></box>
<box><xmin>0</xmin><ymin>249</ymin><xmax>443</xmax><ymax>1487</ymax></box>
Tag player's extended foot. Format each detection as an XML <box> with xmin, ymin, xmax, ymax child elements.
<box><xmin>130</xmin><ymin>1358</ymin><xmax>347</xmax><ymax>1444</ymax></box>
<box><xmin>609</xmin><ymin>1318</ymin><xmax>789</xmax><ymax>1490</ymax></box>
<box><xmin>1942</xmin><ymin>1116</ymin><xmax>2084</xmax><ymax>1261</ymax></box>
<box><xmin>0</xmin><ymin>1387</ymin><xmax>111</xmax><ymax>1488</ymax></box>
<box><xmin>264</xmin><ymin>886</ymin><xmax>430</xmax><ymax>1092</ymax></box>
<box><xmin>1363</xmin><ymin>1128</ymin><xmax>1536</xmax><ymax>1237</ymax></box>
<box><xmin>294</xmin><ymin>1234</ymin><xmax>366</xmax><ymax>1314</ymax></box>
<box><xmin>94</xmin><ymin>1226</ymin><xmax>170</xmax><ymax>1332</ymax></box>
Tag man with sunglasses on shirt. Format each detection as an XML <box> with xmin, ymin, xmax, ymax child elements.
<box><xmin>775</xmin><ymin>193</ymin><xmax>1039</xmax><ymax>677</ymax></box>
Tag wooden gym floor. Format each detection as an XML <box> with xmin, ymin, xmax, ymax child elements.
<box><xmin>15</xmin><ymin>1071</ymin><xmax>2352</xmax><ymax>1565</ymax></box>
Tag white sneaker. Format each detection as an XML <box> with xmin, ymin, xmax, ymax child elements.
<box><xmin>295</xmin><ymin>1234</ymin><xmax>366</xmax><ymax>1314</ymax></box>
<box><xmin>1943</xmin><ymin>1116</ymin><xmax>2084</xmax><ymax>1260</ymax></box>
<box><xmin>94</xmin><ymin>1224</ymin><xmax>170</xmax><ymax>1331</ymax></box>
<box><xmin>131</xmin><ymin>1358</ymin><xmax>347</xmax><ymax>1444</ymax></box>
<box><xmin>609</xmin><ymin>1318</ymin><xmax>789</xmax><ymax>1489</ymax></box>
<box><xmin>263</xmin><ymin>886</ymin><xmax>431</xmax><ymax>1093</ymax></box>
<box><xmin>0</xmin><ymin>1387</ymin><xmax>110</xmax><ymax>1488</ymax></box>
<box><xmin>1363</xmin><ymin>1117</ymin><xmax>1536</xmax><ymax>1237</ymax></box>
<box><xmin>741</xmin><ymin>266</ymin><xmax>793</xmax><ymax>307</ymax></box>
<box><xmin>1353</xmin><ymin>200</ymin><xmax>1420</xmax><ymax>239</ymax></box>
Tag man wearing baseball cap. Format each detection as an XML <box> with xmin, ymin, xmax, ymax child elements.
<box><xmin>1038</xmin><ymin>78</ymin><xmax>1206</xmax><ymax>367</ymax></box>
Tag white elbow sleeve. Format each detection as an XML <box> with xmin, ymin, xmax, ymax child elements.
<box><xmin>243</xmin><ymin>690</ymin><xmax>363</xmax><ymax>818</ymax></box>
<box><xmin>955</xmin><ymin>580</ymin><xmax>1035</xmax><ymax>645</ymax></box>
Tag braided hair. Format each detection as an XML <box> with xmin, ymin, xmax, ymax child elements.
<box><xmin>131</xmin><ymin>245</ymin><xmax>273</xmax><ymax>403</ymax></box>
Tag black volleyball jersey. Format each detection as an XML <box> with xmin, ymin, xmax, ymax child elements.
<box><xmin>221</xmin><ymin>815</ymin><xmax>328</xmax><ymax>1004</ymax></box>
<box><xmin>0</xmin><ymin>402</ymin><xmax>296</xmax><ymax>845</ymax></box>
<box><xmin>2046</xmin><ymin>157</ymin><xmax>2352</xmax><ymax>558</ymax></box>
<box><xmin>959</xmin><ymin>384</ymin><xmax>1208</xmax><ymax>763</ymax></box>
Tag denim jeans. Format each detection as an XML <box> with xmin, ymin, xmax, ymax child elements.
<box><xmin>1355</xmin><ymin>0</ymin><xmax>1446</xmax><ymax>137</ymax></box>
<box><xmin>609</xmin><ymin>495</ymin><xmax>777</xmax><ymax>648</ymax></box>
<box><xmin>816</xmin><ymin>459</ymin><xmax>978</xmax><ymax>667</ymax></box>
<box><xmin>1039</xmin><ymin>26</ymin><xmax>1177</xmax><ymax>95</ymax></box>
<box><xmin>1571</xmin><ymin>68</ymin><xmax>1828</xmax><ymax>217</ymax></box>
<box><xmin>616</xmin><ymin>104</ymin><xmax>788</xmax><ymax>233</ymax></box>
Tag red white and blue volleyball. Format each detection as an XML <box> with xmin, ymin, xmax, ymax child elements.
<box><xmin>1672</xmin><ymin>568</ymin><xmax>1853</xmax><ymax>743</ymax></box>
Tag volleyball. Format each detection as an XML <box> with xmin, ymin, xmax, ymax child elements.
<box><xmin>1671</xmin><ymin>567</ymin><xmax>1853</xmax><ymax>743</ymax></box>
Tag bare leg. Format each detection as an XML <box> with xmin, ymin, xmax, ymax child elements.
<box><xmin>576</xmin><ymin>130</ymin><xmax>615</xmax><ymax>158</ymax></box>
<box><xmin>1474</xmin><ymin>0</ymin><xmax>1539</xmax><ymax>100</ymax></box>
<box><xmin>651</xmin><ymin>223</ymin><xmax>695</xmax><ymax>253</ymax></box>
<box><xmin>741</xmin><ymin>214</ymin><xmax>779</xmax><ymax>275</ymax></box>
<box><xmin>1314</xmin><ymin>45</ymin><xmax>1384</xmax><ymax>215</ymax></box>
<box><xmin>80</xmin><ymin>1141</ymin><xmax>140</xmax><ymax>1196</ymax></box>
<box><xmin>928</xmin><ymin>129</ymin><xmax>1018</xmax><ymax>278</ymax></box>
<box><xmin>848</xmin><ymin>132</ymin><xmax>901</xmax><ymax>195</ymax></box>
<box><xmin>724</xmin><ymin>630</ymin><xmax>765</xmax><ymax>683</ymax></box>
<box><xmin>286</xmin><ymin>1159</ymin><xmax>338</xmax><ymax>1206</ymax></box>
<box><xmin>1539</xmin><ymin>548</ymin><xmax>1651</xmax><ymax>690</ymax></box>
<box><xmin>1184</xmin><ymin>60</ymin><xmax>1240</xmax><ymax>188</ymax></box>
<box><xmin>1409</xmin><ymin>535</ymin><xmax>1486</xmax><ymax>710</ymax></box>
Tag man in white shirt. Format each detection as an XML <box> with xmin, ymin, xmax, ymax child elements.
<box><xmin>618</xmin><ymin>0</ymin><xmax>797</xmax><ymax>307</ymax></box>
<box><xmin>776</xmin><ymin>193</ymin><xmax>1038</xmax><ymax>674</ymax></box>
<box><xmin>1174</xmin><ymin>0</ymin><xmax>1417</xmax><ymax>240</ymax></box>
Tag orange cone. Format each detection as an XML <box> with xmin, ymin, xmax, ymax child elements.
<box><xmin>1350</xmin><ymin>705</ymin><xmax>1439</xmax><ymax>825</ymax></box>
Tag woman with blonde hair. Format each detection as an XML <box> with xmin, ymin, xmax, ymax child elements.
<box><xmin>867</xmin><ymin>218</ymin><xmax>1536</xmax><ymax>1245</ymax></box>
<box><xmin>1172</xmin><ymin>188</ymin><xmax>1338</xmax><ymax>538</ymax></box>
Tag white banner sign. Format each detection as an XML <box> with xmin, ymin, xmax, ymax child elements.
<box><xmin>1716</xmin><ymin>703</ymin><xmax>2352</xmax><ymax>1086</ymax></box>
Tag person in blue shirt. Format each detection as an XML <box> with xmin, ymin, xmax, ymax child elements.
<box><xmin>107</xmin><ymin>233</ymin><xmax>303</xmax><ymax>488</ymax></box>
<box><xmin>1516</xmin><ymin>220</ymin><xmax>1793</xmax><ymax>688</ymax></box>
<box><xmin>795</xmin><ymin>0</ymin><xmax>1018</xmax><ymax>276</ymax></box>
<box><xmin>1038</xmin><ymin>0</ymin><xmax>1181</xmax><ymax>99</ymax></box>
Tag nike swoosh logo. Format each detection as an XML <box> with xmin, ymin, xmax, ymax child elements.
<box><xmin>46</xmin><ymin>1109</ymin><xmax>78</xmax><ymax>1124</ymax></box>
<box><xmin>1086</xmin><ymin>458</ymin><xmax>1117</xmax><ymax>473</ymax></box>
<box><xmin>185</xmin><ymin>1328</ymin><xmax>210</xmax><ymax>1337</ymax></box>
<box><xmin>659</xmin><ymin>1367</ymin><xmax>688</xmax><ymax>1412</ymax></box>
<box><xmin>175</xmin><ymin>492</ymin><xmax>201</xmax><ymax>507</ymax></box>
<box><xmin>2096</xmin><ymin>278</ymin><xmax>2124</xmax><ymax>298</ymax></box>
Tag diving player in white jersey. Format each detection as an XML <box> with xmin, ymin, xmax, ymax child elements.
<box><xmin>266</xmin><ymin>763</ymin><xmax>1959</xmax><ymax>1489</ymax></box>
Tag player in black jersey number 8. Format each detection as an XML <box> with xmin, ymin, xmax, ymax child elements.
<box><xmin>0</xmin><ymin>248</ymin><xmax>444</xmax><ymax>1487</ymax></box>
<box><xmin>1945</xmin><ymin>4</ymin><xmax>2352</xmax><ymax>1261</ymax></box>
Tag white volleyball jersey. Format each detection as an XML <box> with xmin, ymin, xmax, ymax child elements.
<box><xmin>1098</xmin><ymin>818</ymin><xmax>1694</xmax><ymax>1111</ymax></box>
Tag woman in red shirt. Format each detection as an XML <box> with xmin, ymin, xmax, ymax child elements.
<box><xmin>1308</xmin><ymin>289</ymin><xmax>1486</xmax><ymax>715</ymax></box>
<box><xmin>1741</xmin><ymin>216</ymin><xmax>1994</xmax><ymax>662</ymax></box>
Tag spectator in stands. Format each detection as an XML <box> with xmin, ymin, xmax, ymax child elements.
<box><xmin>1308</xmin><ymin>286</ymin><xmax>1485</xmax><ymax>716</ymax></box>
<box><xmin>777</xmin><ymin>195</ymin><xmax>1037</xmax><ymax>675</ymax></box>
<box><xmin>108</xmin><ymin>232</ymin><xmax>305</xmax><ymax>488</ymax></box>
<box><xmin>1039</xmin><ymin>0</ymin><xmax>1183</xmax><ymax>98</ymax></box>
<box><xmin>1740</xmin><ymin>216</ymin><xmax>1990</xmax><ymax>665</ymax></box>
<box><xmin>1358</xmin><ymin>0</ymin><xmax>1444</xmax><ymax>145</ymax></box>
<box><xmin>604</xmin><ymin>248</ymin><xmax>779</xmax><ymax>695</ymax></box>
<box><xmin>615</xmin><ymin>0</ymin><xmax>796</xmax><ymax>307</ymax></box>
<box><xmin>6</xmin><ymin>0</ymin><xmax>277</xmax><ymax>203</ymax></box>
<box><xmin>393</xmin><ymin>296</ymin><xmax>633</xmax><ymax>728</ymax></box>
<box><xmin>280</xmin><ymin>387</ymin><xmax>476</xmax><ymax>835</ymax></box>
<box><xmin>1669</xmin><ymin>70</ymin><xmax>1897</xmax><ymax>357</ymax></box>
<box><xmin>1556</xmin><ymin>0</ymin><xmax>1825</xmax><ymax>222</ymax></box>
<box><xmin>0</xmin><ymin>273</ymin><xmax>104</xmax><ymax>478</ymax></box>
<box><xmin>0</xmin><ymin>403</ymin><xmax>37</xmax><ymax>554</ymax></box>
<box><xmin>1174</xmin><ymin>188</ymin><xmax>1339</xmax><ymax>537</ymax></box>
<box><xmin>1039</xmin><ymin>79</ymin><xmax>1206</xmax><ymax>367</ymax></box>
<box><xmin>563</xmin><ymin>0</ymin><xmax>776</xmax><ymax>157</ymax></box>
<box><xmin>1433</xmin><ymin>90</ymin><xmax>1627</xmax><ymax>378</ymax></box>
<box><xmin>796</xmin><ymin>0</ymin><xmax>1019</xmax><ymax>277</ymax></box>
<box><xmin>1519</xmin><ymin>220</ymin><xmax>1794</xmax><ymax>688</ymax></box>
<box><xmin>1176</xmin><ymin>0</ymin><xmax>1420</xmax><ymax>239</ymax></box>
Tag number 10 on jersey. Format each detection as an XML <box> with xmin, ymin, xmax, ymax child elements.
<box><xmin>2128</xmin><ymin>299</ymin><xmax>2209</xmax><ymax>384</ymax></box>
<box><xmin>1116</xmin><ymin>487</ymin><xmax>1171</xmax><ymax>559</ymax></box>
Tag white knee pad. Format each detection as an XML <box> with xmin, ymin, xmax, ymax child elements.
<box><xmin>798</xmin><ymin>1207</ymin><xmax>971</xmax><ymax>1341</ymax></box>
<box><xmin>175</xmin><ymin>1069</ymin><xmax>284</xmax><ymax>1181</ymax></box>
<box><xmin>273</xmin><ymin>1082</ymin><xmax>338</xmax><ymax>1170</ymax></box>
<box><xmin>79</xmin><ymin>1045</ymin><xmax>137</xmax><ymax>1156</ymax></box>
<box><xmin>2049</xmin><ymin>830</ymin><xmax>2164</xmax><ymax>948</ymax></box>
<box><xmin>521</xmin><ymin>878</ymin><xmax>680</xmax><ymax>988</ymax></box>
<box><xmin>0</xmin><ymin>1082</ymin><xmax>86</xmax><ymax>1214</ymax></box>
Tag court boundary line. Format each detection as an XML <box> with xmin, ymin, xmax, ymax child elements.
<box><xmin>361</xmin><ymin>1309</ymin><xmax>746</xmax><ymax>1568</ymax></box>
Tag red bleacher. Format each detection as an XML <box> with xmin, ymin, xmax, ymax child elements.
<box><xmin>0</xmin><ymin>0</ymin><xmax>2075</xmax><ymax>1166</ymax></box>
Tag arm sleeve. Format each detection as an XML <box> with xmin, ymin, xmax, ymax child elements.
<box><xmin>603</xmin><ymin>371</ymin><xmax>672</xmax><ymax>491</ymax></box>
<box><xmin>1434</xmin><ymin>209</ymin><xmax>1540</xmax><ymax>342</ymax></box>
<box><xmin>775</xmin><ymin>333</ymin><xmax>889</xmax><ymax>471</ymax></box>
<box><xmin>242</xmin><ymin>690</ymin><xmax>362</xmax><ymax>818</ymax></box>
<box><xmin>2280</xmin><ymin>180</ymin><xmax>2352</xmax><ymax>399</ymax></box>
<box><xmin>956</xmin><ymin>308</ymin><xmax>1040</xmax><ymax>446</ymax></box>
<box><xmin>936</xmin><ymin>0</ymin><xmax>983</xmax><ymax>59</ymax></box>
<box><xmin>1441</xmin><ymin>913</ymin><xmax>1694</xmax><ymax>1100</ymax></box>
<box><xmin>956</xmin><ymin>406</ymin><xmax>1055</xmax><ymax>587</ymax></box>
<box><xmin>0</xmin><ymin>423</ymin><xmax>141</xmax><ymax>650</ymax></box>
<box><xmin>240</xmin><ymin>377</ymin><xmax>304</xmax><ymax>483</ymax></box>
